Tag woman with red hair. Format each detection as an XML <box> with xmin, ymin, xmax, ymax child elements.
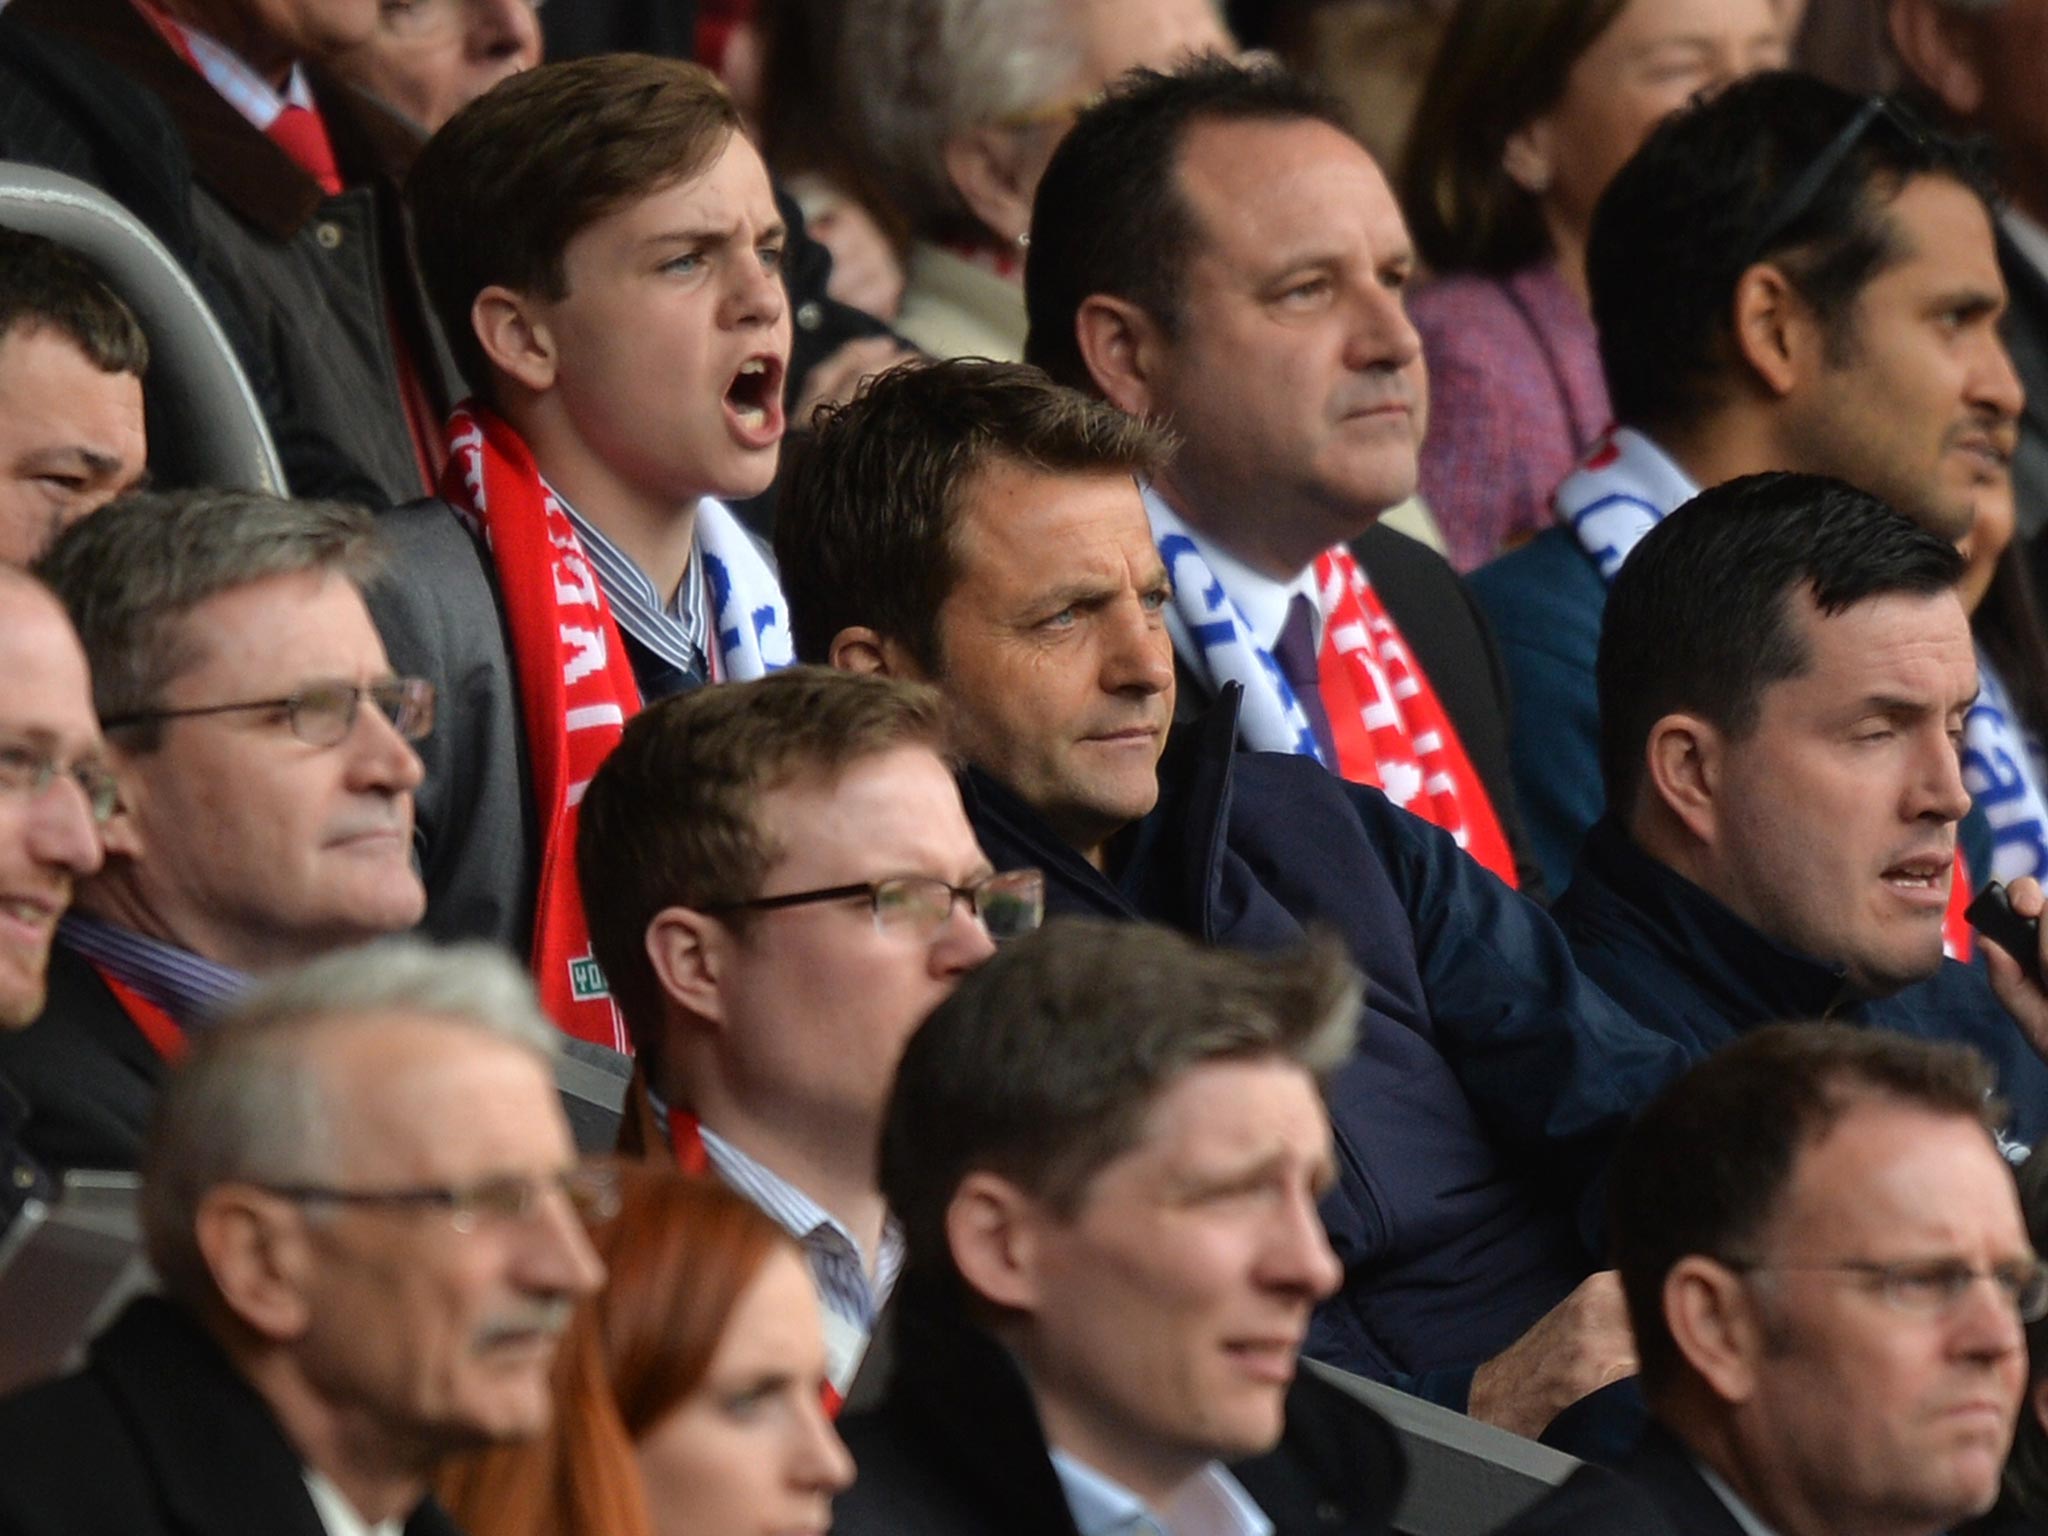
<box><xmin>437</xmin><ymin>1167</ymin><xmax>854</xmax><ymax>1536</ymax></box>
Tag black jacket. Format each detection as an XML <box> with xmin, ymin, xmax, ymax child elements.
<box><xmin>833</xmin><ymin>1277</ymin><xmax>1405</xmax><ymax>1536</ymax></box>
<box><xmin>1494</xmin><ymin>1424</ymin><xmax>1741</xmax><ymax>1536</ymax></box>
<box><xmin>0</xmin><ymin>1295</ymin><xmax>467</xmax><ymax>1536</ymax></box>
<box><xmin>962</xmin><ymin>690</ymin><xmax>1688</xmax><ymax>1411</ymax></box>
<box><xmin>1554</xmin><ymin>818</ymin><xmax>2048</xmax><ymax>1147</ymax></box>
<box><xmin>0</xmin><ymin>942</ymin><xmax>160</xmax><ymax>1175</ymax></box>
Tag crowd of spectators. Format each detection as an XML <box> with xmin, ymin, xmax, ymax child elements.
<box><xmin>10</xmin><ymin>1</ymin><xmax>2048</xmax><ymax>1535</ymax></box>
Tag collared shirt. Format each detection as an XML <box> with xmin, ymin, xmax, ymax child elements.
<box><xmin>127</xmin><ymin>0</ymin><xmax>315</xmax><ymax>132</ymax></box>
<box><xmin>57</xmin><ymin>912</ymin><xmax>247</xmax><ymax>1026</ymax></box>
<box><xmin>696</xmin><ymin>1123</ymin><xmax>904</xmax><ymax>1391</ymax></box>
<box><xmin>1143</xmin><ymin>484</ymin><xmax>1323</xmax><ymax>656</ymax></box>
<box><xmin>561</xmin><ymin>495</ymin><xmax>715</xmax><ymax>685</ymax></box>
<box><xmin>1694</xmin><ymin>1459</ymin><xmax>1782</xmax><ymax>1536</ymax></box>
<box><xmin>303</xmin><ymin>1470</ymin><xmax>404</xmax><ymax>1536</ymax></box>
<box><xmin>1050</xmin><ymin>1450</ymin><xmax>1273</xmax><ymax>1536</ymax></box>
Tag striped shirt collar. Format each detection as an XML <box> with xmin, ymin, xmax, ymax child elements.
<box><xmin>57</xmin><ymin>911</ymin><xmax>247</xmax><ymax>1026</ymax></box>
<box><xmin>1050</xmin><ymin>1451</ymin><xmax>1273</xmax><ymax>1536</ymax></box>
<box><xmin>696</xmin><ymin>1122</ymin><xmax>904</xmax><ymax>1329</ymax></box>
<box><xmin>128</xmin><ymin>0</ymin><xmax>316</xmax><ymax>133</ymax></box>
<box><xmin>559</xmin><ymin>494</ymin><xmax>714</xmax><ymax>684</ymax></box>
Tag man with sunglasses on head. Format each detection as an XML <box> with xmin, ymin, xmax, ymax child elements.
<box><xmin>0</xmin><ymin>489</ymin><xmax>433</xmax><ymax>1176</ymax></box>
<box><xmin>1472</xmin><ymin>71</ymin><xmax>2023</xmax><ymax>899</ymax></box>
<box><xmin>577</xmin><ymin>667</ymin><xmax>1040</xmax><ymax>1412</ymax></box>
<box><xmin>0</xmin><ymin>938</ymin><xmax>608</xmax><ymax>1536</ymax></box>
<box><xmin>1498</xmin><ymin>1024</ymin><xmax>2038</xmax><ymax>1536</ymax></box>
<box><xmin>0</xmin><ymin>567</ymin><xmax>110</xmax><ymax>1229</ymax></box>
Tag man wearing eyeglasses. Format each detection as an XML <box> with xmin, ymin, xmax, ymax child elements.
<box><xmin>1472</xmin><ymin>71</ymin><xmax>2024</xmax><ymax>898</ymax></box>
<box><xmin>0</xmin><ymin>488</ymin><xmax>431</xmax><ymax>1176</ymax></box>
<box><xmin>0</xmin><ymin>938</ymin><xmax>608</xmax><ymax>1536</ymax></box>
<box><xmin>577</xmin><ymin>667</ymin><xmax>1034</xmax><ymax>1410</ymax></box>
<box><xmin>1499</xmin><ymin>1023</ymin><xmax>2034</xmax><ymax>1536</ymax></box>
<box><xmin>0</xmin><ymin>568</ymin><xmax>107</xmax><ymax>1230</ymax></box>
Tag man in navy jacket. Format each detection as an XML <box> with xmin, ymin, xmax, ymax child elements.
<box><xmin>776</xmin><ymin>357</ymin><xmax>1681</xmax><ymax>1443</ymax></box>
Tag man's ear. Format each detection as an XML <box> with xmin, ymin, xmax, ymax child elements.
<box><xmin>95</xmin><ymin>755</ymin><xmax>146</xmax><ymax>861</ymax></box>
<box><xmin>1075</xmin><ymin>294</ymin><xmax>1167</xmax><ymax>418</ymax></box>
<box><xmin>196</xmin><ymin>1187</ymin><xmax>316</xmax><ymax>1343</ymax></box>
<box><xmin>1730</xmin><ymin>262</ymin><xmax>1823</xmax><ymax>400</ymax></box>
<box><xmin>942</xmin><ymin>127</ymin><xmax>1038</xmax><ymax>247</ymax></box>
<box><xmin>1665</xmin><ymin>1255</ymin><xmax>1764</xmax><ymax>1406</ymax></box>
<box><xmin>946</xmin><ymin>1170</ymin><xmax>1049</xmax><ymax>1315</ymax></box>
<box><xmin>1888</xmin><ymin>0</ymin><xmax>1986</xmax><ymax>118</ymax></box>
<box><xmin>1645</xmin><ymin>712</ymin><xmax>1724</xmax><ymax>848</ymax></box>
<box><xmin>828</xmin><ymin>626</ymin><xmax>931</xmax><ymax>681</ymax></box>
<box><xmin>472</xmin><ymin>284</ymin><xmax>558</xmax><ymax>395</ymax></box>
<box><xmin>645</xmin><ymin>906</ymin><xmax>731</xmax><ymax>1028</ymax></box>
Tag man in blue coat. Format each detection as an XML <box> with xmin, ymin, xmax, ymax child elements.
<box><xmin>775</xmin><ymin>356</ymin><xmax>1681</xmax><ymax>1444</ymax></box>
<box><xmin>1555</xmin><ymin>472</ymin><xmax>2048</xmax><ymax>1146</ymax></box>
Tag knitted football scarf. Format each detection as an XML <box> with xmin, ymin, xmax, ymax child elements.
<box><xmin>1147</xmin><ymin>485</ymin><xmax>1517</xmax><ymax>886</ymax></box>
<box><xmin>441</xmin><ymin>405</ymin><xmax>638</xmax><ymax>1048</ymax></box>
<box><xmin>1963</xmin><ymin>655</ymin><xmax>2048</xmax><ymax>885</ymax></box>
<box><xmin>1558</xmin><ymin>427</ymin><xmax>1974</xmax><ymax>958</ymax></box>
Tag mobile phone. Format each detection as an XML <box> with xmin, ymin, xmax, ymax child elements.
<box><xmin>1967</xmin><ymin>881</ymin><xmax>2044</xmax><ymax>984</ymax></box>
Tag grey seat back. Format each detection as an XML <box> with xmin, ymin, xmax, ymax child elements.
<box><xmin>0</xmin><ymin>159</ymin><xmax>284</xmax><ymax>495</ymax></box>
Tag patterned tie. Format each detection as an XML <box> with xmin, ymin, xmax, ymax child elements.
<box><xmin>268</xmin><ymin>103</ymin><xmax>342</xmax><ymax>196</ymax></box>
<box><xmin>1273</xmin><ymin>591</ymin><xmax>1337</xmax><ymax>768</ymax></box>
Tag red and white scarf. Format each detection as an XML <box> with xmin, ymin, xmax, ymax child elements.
<box><xmin>441</xmin><ymin>405</ymin><xmax>640</xmax><ymax>1049</ymax></box>
<box><xmin>1557</xmin><ymin>427</ymin><xmax>1974</xmax><ymax>959</ymax></box>
<box><xmin>1147</xmin><ymin>485</ymin><xmax>1518</xmax><ymax>886</ymax></box>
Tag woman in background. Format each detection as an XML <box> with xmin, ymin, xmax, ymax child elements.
<box><xmin>438</xmin><ymin>1168</ymin><xmax>854</xmax><ymax>1536</ymax></box>
<box><xmin>1400</xmin><ymin>0</ymin><xmax>1785</xmax><ymax>571</ymax></box>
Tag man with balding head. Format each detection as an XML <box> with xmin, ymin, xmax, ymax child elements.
<box><xmin>0</xmin><ymin>938</ymin><xmax>607</xmax><ymax>1536</ymax></box>
<box><xmin>0</xmin><ymin>567</ymin><xmax>108</xmax><ymax>1227</ymax></box>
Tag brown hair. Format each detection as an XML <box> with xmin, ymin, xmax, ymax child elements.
<box><xmin>0</xmin><ymin>227</ymin><xmax>148</xmax><ymax>376</ymax></box>
<box><xmin>1397</xmin><ymin>0</ymin><xmax>1628</xmax><ymax>275</ymax></box>
<box><xmin>436</xmin><ymin>1167</ymin><xmax>794</xmax><ymax>1536</ymax></box>
<box><xmin>576</xmin><ymin>667</ymin><xmax>949</xmax><ymax>1058</ymax></box>
<box><xmin>1610</xmin><ymin>1023</ymin><xmax>2003</xmax><ymax>1397</ymax></box>
<box><xmin>775</xmin><ymin>358</ymin><xmax>1174</xmax><ymax>672</ymax></box>
<box><xmin>407</xmin><ymin>54</ymin><xmax>741</xmax><ymax>394</ymax></box>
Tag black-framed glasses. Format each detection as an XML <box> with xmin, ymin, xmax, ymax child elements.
<box><xmin>102</xmin><ymin>677</ymin><xmax>436</xmax><ymax>748</ymax></box>
<box><xmin>1741</xmin><ymin>94</ymin><xmax>1928</xmax><ymax>269</ymax></box>
<box><xmin>1725</xmin><ymin>1254</ymin><xmax>2048</xmax><ymax>1323</ymax></box>
<box><xmin>257</xmin><ymin>1165</ymin><xmax>620</xmax><ymax>1234</ymax></box>
<box><xmin>0</xmin><ymin>736</ymin><xmax>120</xmax><ymax>825</ymax></box>
<box><xmin>707</xmin><ymin>867</ymin><xmax>1046</xmax><ymax>942</ymax></box>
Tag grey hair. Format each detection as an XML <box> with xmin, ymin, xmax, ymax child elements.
<box><xmin>838</xmin><ymin>0</ymin><xmax>1080</xmax><ymax>239</ymax></box>
<box><xmin>32</xmin><ymin>488</ymin><xmax>382</xmax><ymax>739</ymax></box>
<box><xmin>140</xmin><ymin>940</ymin><xmax>560</xmax><ymax>1308</ymax></box>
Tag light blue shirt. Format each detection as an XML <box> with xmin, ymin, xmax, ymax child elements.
<box><xmin>1050</xmin><ymin>1449</ymin><xmax>1273</xmax><ymax>1536</ymax></box>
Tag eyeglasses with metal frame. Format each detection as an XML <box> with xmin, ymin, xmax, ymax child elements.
<box><xmin>256</xmin><ymin>1164</ymin><xmax>621</xmax><ymax>1234</ymax></box>
<box><xmin>0</xmin><ymin>736</ymin><xmax>120</xmax><ymax>825</ymax></box>
<box><xmin>705</xmin><ymin>867</ymin><xmax>1046</xmax><ymax>942</ymax></box>
<box><xmin>1724</xmin><ymin>1254</ymin><xmax>2048</xmax><ymax>1323</ymax></box>
<box><xmin>101</xmin><ymin>677</ymin><xmax>437</xmax><ymax>748</ymax></box>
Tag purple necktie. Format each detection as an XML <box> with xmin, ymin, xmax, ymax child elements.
<box><xmin>1274</xmin><ymin>592</ymin><xmax>1337</xmax><ymax>767</ymax></box>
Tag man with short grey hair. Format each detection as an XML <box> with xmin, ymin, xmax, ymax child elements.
<box><xmin>0</xmin><ymin>937</ymin><xmax>607</xmax><ymax>1536</ymax></box>
<box><xmin>0</xmin><ymin>489</ymin><xmax>433</xmax><ymax>1174</ymax></box>
<box><xmin>837</xmin><ymin>0</ymin><xmax>1230</xmax><ymax>361</ymax></box>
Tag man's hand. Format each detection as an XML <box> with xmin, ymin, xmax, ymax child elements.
<box><xmin>1466</xmin><ymin>1270</ymin><xmax>1638</xmax><ymax>1439</ymax></box>
<box><xmin>1982</xmin><ymin>876</ymin><xmax>2048</xmax><ymax>1061</ymax></box>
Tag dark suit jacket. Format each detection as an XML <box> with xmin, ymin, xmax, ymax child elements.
<box><xmin>833</xmin><ymin>1277</ymin><xmax>1405</xmax><ymax>1536</ymax></box>
<box><xmin>366</xmin><ymin>500</ymin><xmax>538</xmax><ymax>956</ymax></box>
<box><xmin>0</xmin><ymin>942</ymin><xmax>158</xmax><ymax>1174</ymax></box>
<box><xmin>1495</xmin><ymin>1424</ymin><xmax>1741</xmax><ymax>1536</ymax></box>
<box><xmin>0</xmin><ymin>1295</ymin><xmax>466</xmax><ymax>1536</ymax></box>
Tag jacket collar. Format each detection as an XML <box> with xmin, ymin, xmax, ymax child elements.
<box><xmin>958</xmin><ymin>685</ymin><xmax>1247</xmax><ymax>935</ymax></box>
<box><xmin>1572</xmin><ymin>817</ymin><xmax>1855</xmax><ymax>1021</ymax></box>
<box><xmin>88</xmin><ymin>1296</ymin><xmax>461</xmax><ymax>1536</ymax></box>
